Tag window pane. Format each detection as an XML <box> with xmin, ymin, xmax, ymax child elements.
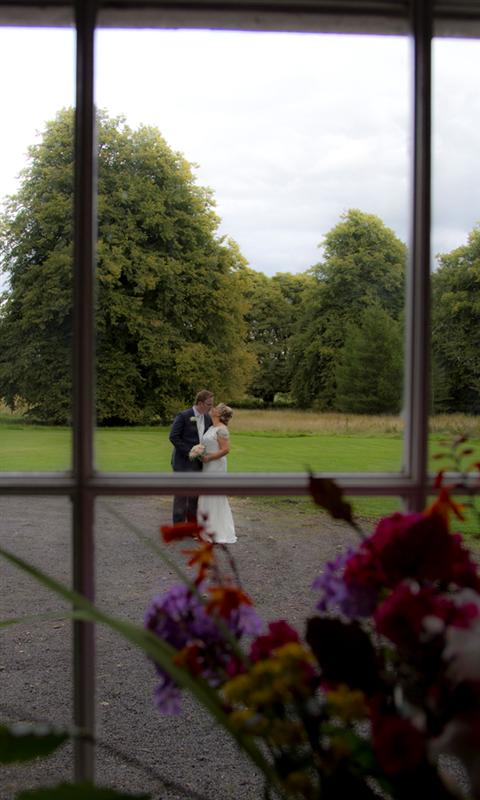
<box><xmin>1</xmin><ymin>497</ymin><xmax>72</xmax><ymax>793</ymax></box>
<box><xmin>430</xmin><ymin>38</ymin><xmax>480</xmax><ymax>455</ymax></box>
<box><xmin>94</xmin><ymin>30</ymin><xmax>409</xmax><ymax>473</ymax></box>
<box><xmin>0</xmin><ymin>28</ymin><xmax>75</xmax><ymax>471</ymax></box>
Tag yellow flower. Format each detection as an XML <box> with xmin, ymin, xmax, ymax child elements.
<box><xmin>223</xmin><ymin>673</ymin><xmax>253</xmax><ymax>704</ymax></box>
<box><xmin>224</xmin><ymin>643</ymin><xmax>316</xmax><ymax>710</ymax></box>
<box><xmin>283</xmin><ymin>770</ymin><xmax>316</xmax><ymax>799</ymax></box>
<box><xmin>250</xmin><ymin>686</ymin><xmax>280</xmax><ymax>706</ymax></box>
<box><xmin>326</xmin><ymin>684</ymin><xmax>369</xmax><ymax>722</ymax></box>
<box><xmin>229</xmin><ymin>708</ymin><xmax>269</xmax><ymax>735</ymax></box>
<box><xmin>269</xmin><ymin>718</ymin><xmax>306</xmax><ymax>746</ymax></box>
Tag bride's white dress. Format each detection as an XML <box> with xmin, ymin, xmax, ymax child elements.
<box><xmin>197</xmin><ymin>425</ymin><xmax>237</xmax><ymax>544</ymax></box>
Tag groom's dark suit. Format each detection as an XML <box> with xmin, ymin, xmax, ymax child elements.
<box><xmin>169</xmin><ymin>407</ymin><xmax>213</xmax><ymax>522</ymax></box>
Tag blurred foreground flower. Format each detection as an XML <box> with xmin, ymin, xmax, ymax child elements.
<box><xmin>146</xmin><ymin>443</ymin><xmax>480</xmax><ymax>800</ymax></box>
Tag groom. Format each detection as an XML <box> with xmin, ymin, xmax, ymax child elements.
<box><xmin>169</xmin><ymin>389</ymin><xmax>214</xmax><ymax>523</ymax></box>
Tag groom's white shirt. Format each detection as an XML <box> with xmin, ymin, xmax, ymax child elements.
<box><xmin>193</xmin><ymin>406</ymin><xmax>205</xmax><ymax>439</ymax></box>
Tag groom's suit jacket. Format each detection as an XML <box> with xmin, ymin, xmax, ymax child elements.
<box><xmin>169</xmin><ymin>407</ymin><xmax>213</xmax><ymax>472</ymax></box>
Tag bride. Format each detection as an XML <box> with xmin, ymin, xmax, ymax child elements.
<box><xmin>197</xmin><ymin>403</ymin><xmax>236</xmax><ymax>544</ymax></box>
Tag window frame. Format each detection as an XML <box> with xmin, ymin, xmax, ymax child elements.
<box><xmin>1</xmin><ymin>0</ymin><xmax>477</xmax><ymax>782</ymax></box>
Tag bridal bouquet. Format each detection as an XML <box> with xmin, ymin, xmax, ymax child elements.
<box><xmin>188</xmin><ymin>443</ymin><xmax>206</xmax><ymax>461</ymax></box>
<box><xmin>145</xmin><ymin>438</ymin><xmax>480</xmax><ymax>800</ymax></box>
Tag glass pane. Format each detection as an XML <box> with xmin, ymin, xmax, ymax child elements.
<box><xmin>0</xmin><ymin>27</ymin><xmax>75</xmax><ymax>471</ymax></box>
<box><xmin>94</xmin><ymin>491</ymin><xmax>403</xmax><ymax>793</ymax></box>
<box><xmin>94</xmin><ymin>30</ymin><xmax>409</xmax><ymax>473</ymax></box>
<box><xmin>1</xmin><ymin>497</ymin><xmax>73</xmax><ymax>793</ymax></box>
<box><xmin>430</xmin><ymin>38</ymin><xmax>480</xmax><ymax>462</ymax></box>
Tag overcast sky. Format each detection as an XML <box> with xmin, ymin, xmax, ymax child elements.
<box><xmin>0</xmin><ymin>26</ymin><xmax>479</xmax><ymax>279</ymax></box>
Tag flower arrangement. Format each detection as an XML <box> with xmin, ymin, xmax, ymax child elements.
<box><xmin>188</xmin><ymin>443</ymin><xmax>206</xmax><ymax>461</ymax></box>
<box><xmin>146</xmin><ymin>438</ymin><xmax>480</xmax><ymax>800</ymax></box>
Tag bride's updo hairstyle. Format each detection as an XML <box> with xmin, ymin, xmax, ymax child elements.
<box><xmin>215</xmin><ymin>403</ymin><xmax>233</xmax><ymax>425</ymax></box>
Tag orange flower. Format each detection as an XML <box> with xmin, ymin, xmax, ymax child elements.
<box><xmin>173</xmin><ymin>643</ymin><xmax>203</xmax><ymax>675</ymax></box>
<box><xmin>433</xmin><ymin>469</ymin><xmax>445</xmax><ymax>490</ymax></box>
<box><xmin>184</xmin><ymin>542</ymin><xmax>216</xmax><ymax>583</ymax></box>
<box><xmin>426</xmin><ymin>488</ymin><xmax>465</xmax><ymax>524</ymax></box>
<box><xmin>207</xmin><ymin>585</ymin><xmax>252</xmax><ymax>618</ymax></box>
<box><xmin>160</xmin><ymin>521</ymin><xmax>205</xmax><ymax>543</ymax></box>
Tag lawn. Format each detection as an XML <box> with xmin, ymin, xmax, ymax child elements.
<box><xmin>0</xmin><ymin>420</ymin><xmax>405</xmax><ymax>472</ymax></box>
<box><xmin>1</xmin><ymin>409</ymin><xmax>479</xmax><ymax>534</ymax></box>
<box><xmin>1</xmin><ymin>409</ymin><xmax>478</xmax><ymax>473</ymax></box>
<box><xmin>0</xmin><ymin>410</ymin><xmax>480</xmax><ymax>472</ymax></box>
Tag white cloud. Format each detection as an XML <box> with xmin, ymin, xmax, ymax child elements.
<box><xmin>0</xmin><ymin>27</ymin><xmax>479</xmax><ymax>284</ymax></box>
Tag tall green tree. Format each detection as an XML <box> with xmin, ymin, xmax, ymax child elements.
<box><xmin>335</xmin><ymin>305</ymin><xmax>403</xmax><ymax>414</ymax></box>
<box><xmin>241</xmin><ymin>268</ymin><xmax>311</xmax><ymax>403</ymax></box>
<box><xmin>289</xmin><ymin>209</ymin><xmax>406</xmax><ymax>408</ymax></box>
<box><xmin>432</xmin><ymin>227</ymin><xmax>480</xmax><ymax>414</ymax></box>
<box><xmin>0</xmin><ymin>108</ymin><xmax>254</xmax><ymax>423</ymax></box>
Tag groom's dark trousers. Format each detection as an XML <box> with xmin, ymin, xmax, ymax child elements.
<box><xmin>169</xmin><ymin>407</ymin><xmax>212</xmax><ymax>523</ymax></box>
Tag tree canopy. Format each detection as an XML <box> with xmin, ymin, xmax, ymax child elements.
<box><xmin>2</xmin><ymin>115</ymin><xmax>478</xmax><ymax>423</ymax></box>
<box><xmin>241</xmin><ymin>268</ymin><xmax>311</xmax><ymax>404</ymax></box>
<box><xmin>0</xmin><ymin>108</ymin><xmax>254</xmax><ymax>423</ymax></box>
<box><xmin>288</xmin><ymin>209</ymin><xmax>406</xmax><ymax>408</ymax></box>
<box><xmin>335</xmin><ymin>305</ymin><xmax>403</xmax><ymax>414</ymax></box>
<box><xmin>432</xmin><ymin>228</ymin><xmax>480</xmax><ymax>414</ymax></box>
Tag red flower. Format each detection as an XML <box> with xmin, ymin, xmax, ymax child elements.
<box><xmin>250</xmin><ymin>620</ymin><xmax>299</xmax><ymax>662</ymax></box>
<box><xmin>372</xmin><ymin>713</ymin><xmax>425</xmax><ymax>775</ymax></box>
<box><xmin>343</xmin><ymin>548</ymin><xmax>387</xmax><ymax>590</ymax></box>
<box><xmin>225</xmin><ymin>655</ymin><xmax>247</xmax><ymax>678</ymax></box>
<box><xmin>161</xmin><ymin>521</ymin><xmax>205</xmax><ymax>543</ymax></box>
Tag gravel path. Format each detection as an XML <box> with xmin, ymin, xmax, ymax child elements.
<box><xmin>1</xmin><ymin>494</ymin><xmax>358</xmax><ymax>799</ymax></box>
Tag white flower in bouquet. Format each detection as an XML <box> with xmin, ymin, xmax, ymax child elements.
<box><xmin>189</xmin><ymin>443</ymin><xmax>206</xmax><ymax>461</ymax></box>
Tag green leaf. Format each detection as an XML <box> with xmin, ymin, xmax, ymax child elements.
<box><xmin>0</xmin><ymin>543</ymin><xmax>287</xmax><ymax>799</ymax></box>
<box><xmin>0</xmin><ymin>610</ymin><xmax>88</xmax><ymax>628</ymax></box>
<box><xmin>15</xmin><ymin>784</ymin><xmax>150</xmax><ymax>799</ymax></box>
<box><xmin>308</xmin><ymin>475</ymin><xmax>353</xmax><ymax>524</ymax></box>
<box><xmin>0</xmin><ymin>723</ymin><xmax>68</xmax><ymax>764</ymax></box>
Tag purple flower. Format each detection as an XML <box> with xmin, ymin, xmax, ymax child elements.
<box><xmin>154</xmin><ymin>679</ymin><xmax>182</xmax><ymax>715</ymax></box>
<box><xmin>145</xmin><ymin>582</ymin><xmax>263</xmax><ymax>713</ymax></box>
<box><xmin>145</xmin><ymin>583</ymin><xmax>221</xmax><ymax>650</ymax></box>
<box><xmin>312</xmin><ymin>548</ymin><xmax>378</xmax><ymax>618</ymax></box>
<box><xmin>230</xmin><ymin>603</ymin><xmax>264</xmax><ymax>637</ymax></box>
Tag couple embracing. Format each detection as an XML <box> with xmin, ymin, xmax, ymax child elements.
<box><xmin>169</xmin><ymin>390</ymin><xmax>236</xmax><ymax>544</ymax></box>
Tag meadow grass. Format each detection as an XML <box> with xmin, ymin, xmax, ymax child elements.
<box><xmin>1</xmin><ymin>408</ymin><xmax>478</xmax><ymax>471</ymax></box>
<box><xmin>1</xmin><ymin>408</ymin><xmax>478</xmax><ymax>534</ymax></box>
